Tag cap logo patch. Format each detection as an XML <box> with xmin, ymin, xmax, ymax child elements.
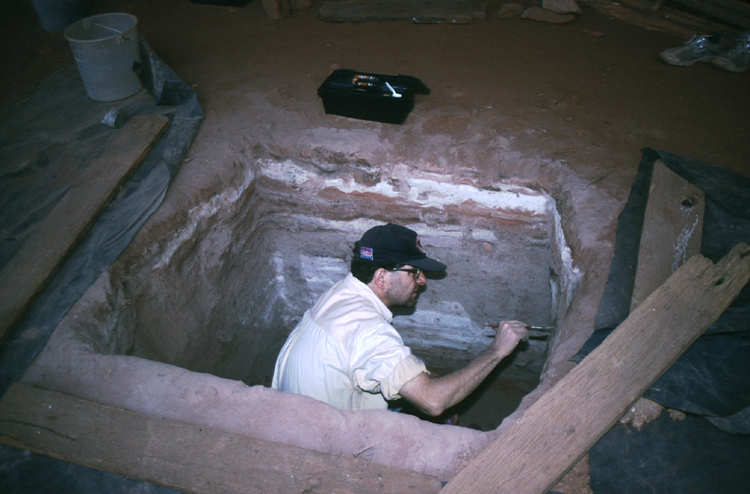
<box><xmin>415</xmin><ymin>236</ymin><xmax>426</xmax><ymax>253</ymax></box>
<box><xmin>360</xmin><ymin>246</ymin><xmax>374</xmax><ymax>260</ymax></box>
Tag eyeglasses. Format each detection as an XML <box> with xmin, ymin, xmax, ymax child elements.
<box><xmin>390</xmin><ymin>267</ymin><xmax>422</xmax><ymax>279</ymax></box>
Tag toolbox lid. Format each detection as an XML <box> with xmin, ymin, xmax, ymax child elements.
<box><xmin>317</xmin><ymin>69</ymin><xmax>430</xmax><ymax>98</ymax></box>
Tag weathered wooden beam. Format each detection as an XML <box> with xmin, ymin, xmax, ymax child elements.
<box><xmin>0</xmin><ymin>383</ymin><xmax>442</xmax><ymax>494</ymax></box>
<box><xmin>289</xmin><ymin>0</ymin><xmax>313</xmax><ymax>9</ymax></box>
<box><xmin>698</xmin><ymin>0</ymin><xmax>750</xmax><ymax>16</ymax></box>
<box><xmin>0</xmin><ymin>113</ymin><xmax>170</xmax><ymax>346</ymax></box>
<box><xmin>262</xmin><ymin>0</ymin><xmax>291</xmax><ymax>20</ymax></box>
<box><xmin>441</xmin><ymin>243</ymin><xmax>750</xmax><ymax>494</ymax></box>
<box><xmin>318</xmin><ymin>0</ymin><xmax>474</xmax><ymax>24</ymax></box>
<box><xmin>669</xmin><ymin>0</ymin><xmax>750</xmax><ymax>29</ymax></box>
<box><xmin>630</xmin><ymin>160</ymin><xmax>704</xmax><ymax>311</ymax></box>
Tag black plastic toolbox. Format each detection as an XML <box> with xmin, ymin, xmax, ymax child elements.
<box><xmin>317</xmin><ymin>69</ymin><xmax>430</xmax><ymax>125</ymax></box>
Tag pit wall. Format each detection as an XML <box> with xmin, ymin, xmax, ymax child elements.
<box><xmin>21</xmin><ymin>157</ymin><xmax>611</xmax><ymax>481</ymax></box>
<box><xmin>76</xmin><ymin>158</ymin><xmax>568</xmax><ymax>386</ymax></box>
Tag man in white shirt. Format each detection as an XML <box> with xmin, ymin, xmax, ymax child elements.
<box><xmin>272</xmin><ymin>223</ymin><xmax>527</xmax><ymax>416</ymax></box>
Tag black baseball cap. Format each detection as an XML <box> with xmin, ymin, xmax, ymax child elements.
<box><xmin>356</xmin><ymin>223</ymin><xmax>447</xmax><ymax>272</ymax></box>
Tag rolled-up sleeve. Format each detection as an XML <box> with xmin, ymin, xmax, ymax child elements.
<box><xmin>349</xmin><ymin>323</ymin><xmax>427</xmax><ymax>401</ymax></box>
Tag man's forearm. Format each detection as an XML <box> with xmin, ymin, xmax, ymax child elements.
<box><xmin>399</xmin><ymin>346</ymin><xmax>511</xmax><ymax>416</ymax></box>
<box><xmin>437</xmin><ymin>346</ymin><xmax>509</xmax><ymax>414</ymax></box>
<box><xmin>398</xmin><ymin>320</ymin><xmax>527</xmax><ymax>416</ymax></box>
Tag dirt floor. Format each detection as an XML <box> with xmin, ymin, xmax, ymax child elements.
<box><xmin>3</xmin><ymin>0</ymin><xmax>748</xmax><ymax>186</ymax></box>
<box><xmin>1</xmin><ymin>0</ymin><xmax>749</xmax><ymax>492</ymax></box>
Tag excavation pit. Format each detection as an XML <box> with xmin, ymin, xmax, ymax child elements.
<box><xmin>23</xmin><ymin>158</ymin><xmax>581</xmax><ymax>477</ymax></box>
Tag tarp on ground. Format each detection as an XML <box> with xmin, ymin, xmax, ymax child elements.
<box><xmin>0</xmin><ymin>36</ymin><xmax>202</xmax><ymax>493</ymax></box>
<box><xmin>0</xmin><ymin>36</ymin><xmax>203</xmax><ymax>395</ymax></box>
<box><xmin>572</xmin><ymin>148</ymin><xmax>750</xmax><ymax>493</ymax></box>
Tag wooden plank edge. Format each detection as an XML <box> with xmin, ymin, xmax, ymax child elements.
<box><xmin>629</xmin><ymin>159</ymin><xmax>704</xmax><ymax>312</ymax></box>
<box><xmin>579</xmin><ymin>0</ymin><xmax>742</xmax><ymax>37</ymax></box>
<box><xmin>439</xmin><ymin>243</ymin><xmax>750</xmax><ymax>494</ymax></box>
<box><xmin>669</xmin><ymin>0</ymin><xmax>750</xmax><ymax>29</ymax></box>
<box><xmin>317</xmin><ymin>0</ymin><xmax>474</xmax><ymax>23</ymax></box>
<box><xmin>0</xmin><ymin>113</ymin><xmax>170</xmax><ymax>346</ymax></box>
<box><xmin>0</xmin><ymin>383</ymin><xmax>443</xmax><ymax>494</ymax></box>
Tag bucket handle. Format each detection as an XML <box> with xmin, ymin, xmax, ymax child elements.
<box><xmin>87</xmin><ymin>22</ymin><xmax>135</xmax><ymax>45</ymax></box>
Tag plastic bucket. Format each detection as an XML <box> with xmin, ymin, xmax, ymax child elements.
<box><xmin>64</xmin><ymin>13</ymin><xmax>142</xmax><ymax>102</ymax></box>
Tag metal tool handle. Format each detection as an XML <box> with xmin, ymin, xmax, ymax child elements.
<box><xmin>486</xmin><ymin>323</ymin><xmax>554</xmax><ymax>332</ymax></box>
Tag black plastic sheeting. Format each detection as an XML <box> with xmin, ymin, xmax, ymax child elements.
<box><xmin>573</xmin><ymin>148</ymin><xmax>750</xmax><ymax>493</ymax></box>
<box><xmin>589</xmin><ymin>413</ymin><xmax>750</xmax><ymax>494</ymax></box>
<box><xmin>0</xmin><ymin>36</ymin><xmax>202</xmax><ymax>493</ymax></box>
<box><xmin>0</xmin><ymin>35</ymin><xmax>203</xmax><ymax>396</ymax></box>
<box><xmin>0</xmin><ymin>444</ymin><xmax>180</xmax><ymax>494</ymax></box>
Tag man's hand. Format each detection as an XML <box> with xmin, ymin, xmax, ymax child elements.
<box><xmin>398</xmin><ymin>320</ymin><xmax>529</xmax><ymax>417</ymax></box>
<box><xmin>489</xmin><ymin>320</ymin><xmax>528</xmax><ymax>357</ymax></box>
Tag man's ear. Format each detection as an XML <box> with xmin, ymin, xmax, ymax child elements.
<box><xmin>371</xmin><ymin>267</ymin><xmax>389</xmax><ymax>291</ymax></box>
<box><xmin>367</xmin><ymin>268</ymin><xmax>391</xmax><ymax>307</ymax></box>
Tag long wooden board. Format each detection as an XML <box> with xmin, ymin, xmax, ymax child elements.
<box><xmin>440</xmin><ymin>243</ymin><xmax>750</xmax><ymax>494</ymax></box>
<box><xmin>630</xmin><ymin>160</ymin><xmax>704</xmax><ymax>311</ymax></box>
<box><xmin>0</xmin><ymin>113</ymin><xmax>170</xmax><ymax>345</ymax></box>
<box><xmin>318</xmin><ymin>0</ymin><xmax>474</xmax><ymax>23</ymax></box>
<box><xmin>0</xmin><ymin>382</ymin><xmax>442</xmax><ymax>494</ymax></box>
<box><xmin>670</xmin><ymin>0</ymin><xmax>750</xmax><ymax>30</ymax></box>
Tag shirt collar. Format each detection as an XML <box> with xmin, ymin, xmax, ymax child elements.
<box><xmin>344</xmin><ymin>273</ymin><xmax>393</xmax><ymax>323</ymax></box>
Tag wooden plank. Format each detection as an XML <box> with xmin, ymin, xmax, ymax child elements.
<box><xmin>441</xmin><ymin>243</ymin><xmax>750</xmax><ymax>494</ymax></box>
<box><xmin>262</xmin><ymin>0</ymin><xmax>291</xmax><ymax>20</ymax></box>
<box><xmin>630</xmin><ymin>160</ymin><xmax>704</xmax><ymax>311</ymax></box>
<box><xmin>699</xmin><ymin>0</ymin><xmax>750</xmax><ymax>16</ymax></box>
<box><xmin>581</xmin><ymin>0</ymin><xmax>733</xmax><ymax>38</ymax></box>
<box><xmin>0</xmin><ymin>113</ymin><xmax>170</xmax><ymax>345</ymax></box>
<box><xmin>473</xmin><ymin>1</ymin><xmax>487</xmax><ymax>20</ymax></box>
<box><xmin>289</xmin><ymin>0</ymin><xmax>313</xmax><ymax>10</ymax></box>
<box><xmin>318</xmin><ymin>0</ymin><xmax>474</xmax><ymax>23</ymax></box>
<box><xmin>670</xmin><ymin>0</ymin><xmax>750</xmax><ymax>29</ymax></box>
<box><xmin>0</xmin><ymin>383</ymin><xmax>442</xmax><ymax>494</ymax></box>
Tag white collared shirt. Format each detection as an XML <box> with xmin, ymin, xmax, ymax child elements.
<box><xmin>272</xmin><ymin>273</ymin><xmax>427</xmax><ymax>410</ymax></box>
